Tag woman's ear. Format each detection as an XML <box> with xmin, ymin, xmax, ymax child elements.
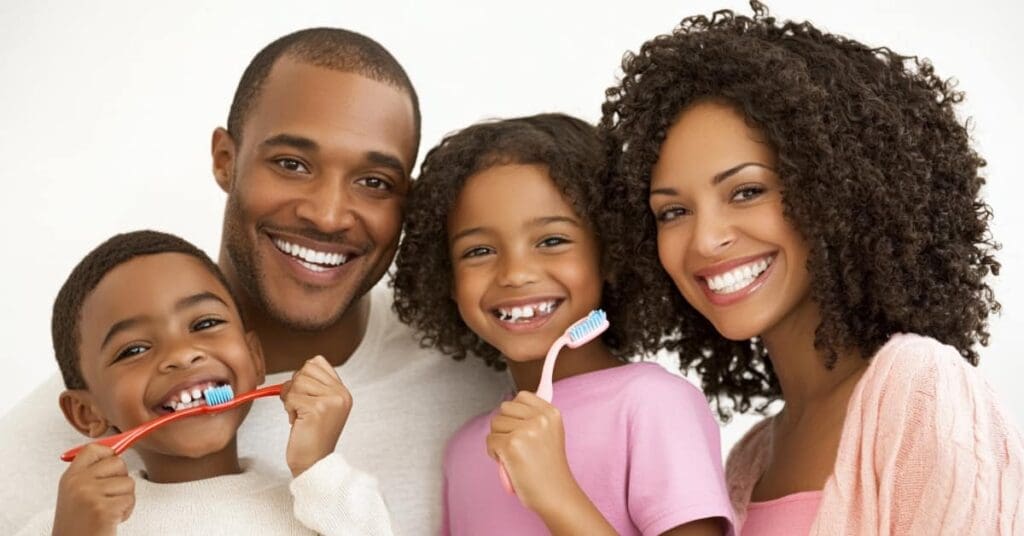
<box><xmin>59</xmin><ymin>390</ymin><xmax>111</xmax><ymax>438</ymax></box>
<box><xmin>245</xmin><ymin>330</ymin><xmax>266</xmax><ymax>385</ymax></box>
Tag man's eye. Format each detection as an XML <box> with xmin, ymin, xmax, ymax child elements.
<box><xmin>115</xmin><ymin>345</ymin><xmax>148</xmax><ymax>362</ymax></box>
<box><xmin>274</xmin><ymin>158</ymin><xmax>310</xmax><ymax>174</ymax></box>
<box><xmin>192</xmin><ymin>318</ymin><xmax>225</xmax><ymax>331</ymax></box>
<box><xmin>356</xmin><ymin>176</ymin><xmax>393</xmax><ymax>191</ymax></box>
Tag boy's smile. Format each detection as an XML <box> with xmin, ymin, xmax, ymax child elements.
<box><xmin>69</xmin><ymin>253</ymin><xmax>264</xmax><ymax>465</ymax></box>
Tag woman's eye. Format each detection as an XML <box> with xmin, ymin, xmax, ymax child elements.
<box><xmin>655</xmin><ymin>206</ymin><xmax>689</xmax><ymax>222</ymax></box>
<box><xmin>274</xmin><ymin>158</ymin><xmax>310</xmax><ymax>174</ymax></box>
<box><xmin>115</xmin><ymin>345</ymin><xmax>148</xmax><ymax>362</ymax></box>
<box><xmin>732</xmin><ymin>185</ymin><xmax>765</xmax><ymax>202</ymax></box>
<box><xmin>192</xmin><ymin>318</ymin><xmax>225</xmax><ymax>331</ymax></box>
<box><xmin>356</xmin><ymin>176</ymin><xmax>393</xmax><ymax>191</ymax></box>
<box><xmin>538</xmin><ymin>236</ymin><xmax>570</xmax><ymax>248</ymax></box>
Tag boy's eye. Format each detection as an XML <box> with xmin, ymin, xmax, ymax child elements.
<box><xmin>192</xmin><ymin>317</ymin><xmax>225</xmax><ymax>331</ymax></box>
<box><xmin>114</xmin><ymin>344</ymin><xmax>149</xmax><ymax>362</ymax></box>
<box><xmin>461</xmin><ymin>246</ymin><xmax>493</xmax><ymax>259</ymax></box>
<box><xmin>537</xmin><ymin>236</ymin><xmax>570</xmax><ymax>248</ymax></box>
<box><xmin>355</xmin><ymin>176</ymin><xmax>394</xmax><ymax>191</ymax></box>
<box><xmin>655</xmin><ymin>206</ymin><xmax>690</xmax><ymax>223</ymax></box>
<box><xmin>273</xmin><ymin>158</ymin><xmax>310</xmax><ymax>174</ymax></box>
<box><xmin>732</xmin><ymin>184</ymin><xmax>765</xmax><ymax>202</ymax></box>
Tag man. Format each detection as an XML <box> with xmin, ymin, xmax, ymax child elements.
<box><xmin>0</xmin><ymin>28</ymin><xmax>509</xmax><ymax>534</ymax></box>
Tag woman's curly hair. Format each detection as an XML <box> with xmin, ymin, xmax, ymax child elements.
<box><xmin>599</xmin><ymin>1</ymin><xmax>1000</xmax><ymax>418</ymax></box>
<box><xmin>392</xmin><ymin>113</ymin><xmax>646</xmax><ymax>369</ymax></box>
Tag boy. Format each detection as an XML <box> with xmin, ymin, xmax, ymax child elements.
<box><xmin>19</xmin><ymin>230</ymin><xmax>390</xmax><ymax>535</ymax></box>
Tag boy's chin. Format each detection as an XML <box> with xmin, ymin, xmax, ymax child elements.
<box><xmin>142</xmin><ymin>428</ymin><xmax>237</xmax><ymax>459</ymax></box>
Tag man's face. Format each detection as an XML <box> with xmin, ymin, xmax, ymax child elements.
<box><xmin>214</xmin><ymin>58</ymin><xmax>417</xmax><ymax>330</ymax></box>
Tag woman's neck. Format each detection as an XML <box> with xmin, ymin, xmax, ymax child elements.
<box><xmin>505</xmin><ymin>341</ymin><xmax>621</xmax><ymax>392</ymax></box>
<box><xmin>760</xmin><ymin>298</ymin><xmax>868</xmax><ymax>418</ymax></box>
<box><xmin>137</xmin><ymin>438</ymin><xmax>243</xmax><ymax>484</ymax></box>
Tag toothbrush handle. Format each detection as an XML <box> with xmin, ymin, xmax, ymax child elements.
<box><xmin>535</xmin><ymin>336</ymin><xmax>568</xmax><ymax>403</ymax></box>
<box><xmin>60</xmin><ymin>384</ymin><xmax>283</xmax><ymax>462</ymax></box>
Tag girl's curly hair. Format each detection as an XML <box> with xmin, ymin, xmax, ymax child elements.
<box><xmin>599</xmin><ymin>1</ymin><xmax>1000</xmax><ymax>418</ymax></box>
<box><xmin>393</xmin><ymin>113</ymin><xmax>645</xmax><ymax>369</ymax></box>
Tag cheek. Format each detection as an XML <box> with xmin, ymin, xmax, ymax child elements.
<box><xmin>656</xmin><ymin>228</ymin><xmax>687</xmax><ymax>281</ymax></box>
<box><xmin>359</xmin><ymin>200</ymin><xmax>403</xmax><ymax>245</ymax></box>
<box><xmin>451</xmin><ymin>267</ymin><xmax>485</xmax><ymax>317</ymax></box>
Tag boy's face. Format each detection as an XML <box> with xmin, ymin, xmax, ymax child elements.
<box><xmin>66</xmin><ymin>253</ymin><xmax>264</xmax><ymax>458</ymax></box>
<box><xmin>447</xmin><ymin>164</ymin><xmax>604</xmax><ymax>362</ymax></box>
<box><xmin>214</xmin><ymin>58</ymin><xmax>417</xmax><ymax>331</ymax></box>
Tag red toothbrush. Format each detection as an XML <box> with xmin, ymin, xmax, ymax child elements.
<box><xmin>60</xmin><ymin>383</ymin><xmax>283</xmax><ymax>462</ymax></box>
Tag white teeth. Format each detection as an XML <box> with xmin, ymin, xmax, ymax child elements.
<box><xmin>706</xmin><ymin>256</ymin><xmax>773</xmax><ymax>294</ymax></box>
<box><xmin>273</xmin><ymin>238</ymin><xmax>349</xmax><ymax>268</ymax></box>
<box><xmin>496</xmin><ymin>300</ymin><xmax>558</xmax><ymax>322</ymax></box>
<box><xmin>180</xmin><ymin>391</ymin><xmax>191</xmax><ymax>404</ymax></box>
<box><xmin>191</xmin><ymin>388</ymin><xmax>201</xmax><ymax>400</ymax></box>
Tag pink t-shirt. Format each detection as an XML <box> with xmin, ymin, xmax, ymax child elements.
<box><xmin>742</xmin><ymin>491</ymin><xmax>822</xmax><ymax>535</ymax></box>
<box><xmin>442</xmin><ymin>362</ymin><xmax>736</xmax><ymax>535</ymax></box>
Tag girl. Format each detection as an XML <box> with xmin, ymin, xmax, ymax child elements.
<box><xmin>393</xmin><ymin>114</ymin><xmax>736</xmax><ymax>535</ymax></box>
<box><xmin>600</xmin><ymin>2</ymin><xmax>1023</xmax><ymax>534</ymax></box>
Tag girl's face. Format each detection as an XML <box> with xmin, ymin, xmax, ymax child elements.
<box><xmin>447</xmin><ymin>163</ymin><xmax>604</xmax><ymax>362</ymax></box>
<box><xmin>649</xmin><ymin>101</ymin><xmax>814</xmax><ymax>341</ymax></box>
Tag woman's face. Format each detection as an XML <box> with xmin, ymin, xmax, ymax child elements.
<box><xmin>648</xmin><ymin>100</ymin><xmax>814</xmax><ymax>341</ymax></box>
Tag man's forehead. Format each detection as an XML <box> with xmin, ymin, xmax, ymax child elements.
<box><xmin>242</xmin><ymin>58</ymin><xmax>417</xmax><ymax>170</ymax></box>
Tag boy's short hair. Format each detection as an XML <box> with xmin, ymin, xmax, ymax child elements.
<box><xmin>52</xmin><ymin>230</ymin><xmax>241</xmax><ymax>390</ymax></box>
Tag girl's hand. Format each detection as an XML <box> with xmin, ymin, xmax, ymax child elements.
<box><xmin>281</xmin><ymin>355</ymin><xmax>353</xmax><ymax>477</ymax></box>
<box><xmin>53</xmin><ymin>444</ymin><xmax>134</xmax><ymax>536</ymax></box>
<box><xmin>485</xmin><ymin>391</ymin><xmax>577</xmax><ymax>511</ymax></box>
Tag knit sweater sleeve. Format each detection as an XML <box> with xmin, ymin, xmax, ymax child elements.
<box><xmin>814</xmin><ymin>333</ymin><xmax>1024</xmax><ymax>535</ymax></box>
<box><xmin>290</xmin><ymin>452</ymin><xmax>394</xmax><ymax>536</ymax></box>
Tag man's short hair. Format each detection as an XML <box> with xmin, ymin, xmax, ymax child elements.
<box><xmin>52</xmin><ymin>230</ymin><xmax>240</xmax><ymax>390</ymax></box>
<box><xmin>227</xmin><ymin>27</ymin><xmax>421</xmax><ymax>153</ymax></box>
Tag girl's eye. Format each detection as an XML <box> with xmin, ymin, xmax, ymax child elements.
<box><xmin>355</xmin><ymin>176</ymin><xmax>393</xmax><ymax>191</ymax></box>
<box><xmin>732</xmin><ymin>185</ymin><xmax>765</xmax><ymax>202</ymax></box>
<box><xmin>274</xmin><ymin>158</ymin><xmax>310</xmax><ymax>174</ymax></box>
<box><xmin>462</xmin><ymin>246</ymin><xmax>493</xmax><ymax>259</ymax></box>
<box><xmin>538</xmin><ymin>236</ymin><xmax>570</xmax><ymax>248</ymax></box>
<box><xmin>192</xmin><ymin>318</ymin><xmax>225</xmax><ymax>331</ymax></box>
<box><xmin>114</xmin><ymin>344</ymin><xmax>149</xmax><ymax>362</ymax></box>
<box><xmin>655</xmin><ymin>206</ymin><xmax>690</xmax><ymax>223</ymax></box>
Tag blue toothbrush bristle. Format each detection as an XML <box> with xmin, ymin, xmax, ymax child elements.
<box><xmin>568</xmin><ymin>309</ymin><xmax>608</xmax><ymax>342</ymax></box>
<box><xmin>203</xmin><ymin>385</ymin><xmax>234</xmax><ymax>406</ymax></box>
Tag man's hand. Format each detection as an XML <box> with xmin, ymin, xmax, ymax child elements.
<box><xmin>282</xmin><ymin>355</ymin><xmax>353</xmax><ymax>477</ymax></box>
<box><xmin>53</xmin><ymin>444</ymin><xmax>134</xmax><ymax>536</ymax></box>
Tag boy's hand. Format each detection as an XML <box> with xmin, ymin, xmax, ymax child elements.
<box><xmin>486</xmin><ymin>391</ymin><xmax>579</xmax><ymax>513</ymax></box>
<box><xmin>282</xmin><ymin>355</ymin><xmax>353</xmax><ymax>477</ymax></box>
<box><xmin>53</xmin><ymin>444</ymin><xmax>134</xmax><ymax>536</ymax></box>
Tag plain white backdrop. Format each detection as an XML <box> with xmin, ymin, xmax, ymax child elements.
<box><xmin>1</xmin><ymin>0</ymin><xmax>1021</xmax><ymax>451</ymax></box>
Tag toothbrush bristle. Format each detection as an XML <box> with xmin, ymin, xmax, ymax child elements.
<box><xmin>203</xmin><ymin>385</ymin><xmax>234</xmax><ymax>406</ymax></box>
<box><xmin>566</xmin><ymin>309</ymin><xmax>609</xmax><ymax>346</ymax></box>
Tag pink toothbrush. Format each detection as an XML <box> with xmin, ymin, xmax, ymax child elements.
<box><xmin>61</xmin><ymin>383</ymin><xmax>283</xmax><ymax>462</ymax></box>
<box><xmin>498</xmin><ymin>309</ymin><xmax>610</xmax><ymax>494</ymax></box>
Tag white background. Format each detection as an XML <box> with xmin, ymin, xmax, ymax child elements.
<box><xmin>1</xmin><ymin>0</ymin><xmax>1021</xmax><ymax>449</ymax></box>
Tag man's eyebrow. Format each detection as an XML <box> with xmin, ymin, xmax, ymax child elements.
<box><xmin>99</xmin><ymin>292</ymin><xmax>229</xmax><ymax>351</ymax></box>
<box><xmin>260</xmin><ymin>133</ymin><xmax>319</xmax><ymax>151</ymax></box>
<box><xmin>367</xmin><ymin>151</ymin><xmax>408</xmax><ymax>175</ymax></box>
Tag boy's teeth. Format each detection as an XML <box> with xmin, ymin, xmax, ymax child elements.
<box><xmin>706</xmin><ymin>256</ymin><xmax>773</xmax><ymax>294</ymax></box>
<box><xmin>273</xmin><ymin>238</ymin><xmax>349</xmax><ymax>268</ymax></box>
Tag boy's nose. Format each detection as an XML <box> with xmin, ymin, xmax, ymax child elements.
<box><xmin>158</xmin><ymin>348</ymin><xmax>206</xmax><ymax>372</ymax></box>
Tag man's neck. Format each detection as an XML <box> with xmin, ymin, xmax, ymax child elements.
<box><xmin>244</xmin><ymin>292</ymin><xmax>370</xmax><ymax>374</ymax></box>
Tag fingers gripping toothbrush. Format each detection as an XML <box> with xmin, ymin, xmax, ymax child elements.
<box><xmin>60</xmin><ymin>383</ymin><xmax>284</xmax><ymax>462</ymax></box>
<box><xmin>498</xmin><ymin>309</ymin><xmax>610</xmax><ymax>494</ymax></box>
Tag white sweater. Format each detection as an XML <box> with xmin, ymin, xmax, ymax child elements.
<box><xmin>16</xmin><ymin>453</ymin><xmax>389</xmax><ymax>535</ymax></box>
<box><xmin>0</xmin><ymin>286</ymin><xmax>513</xmax><ymax>535</ymax></box>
